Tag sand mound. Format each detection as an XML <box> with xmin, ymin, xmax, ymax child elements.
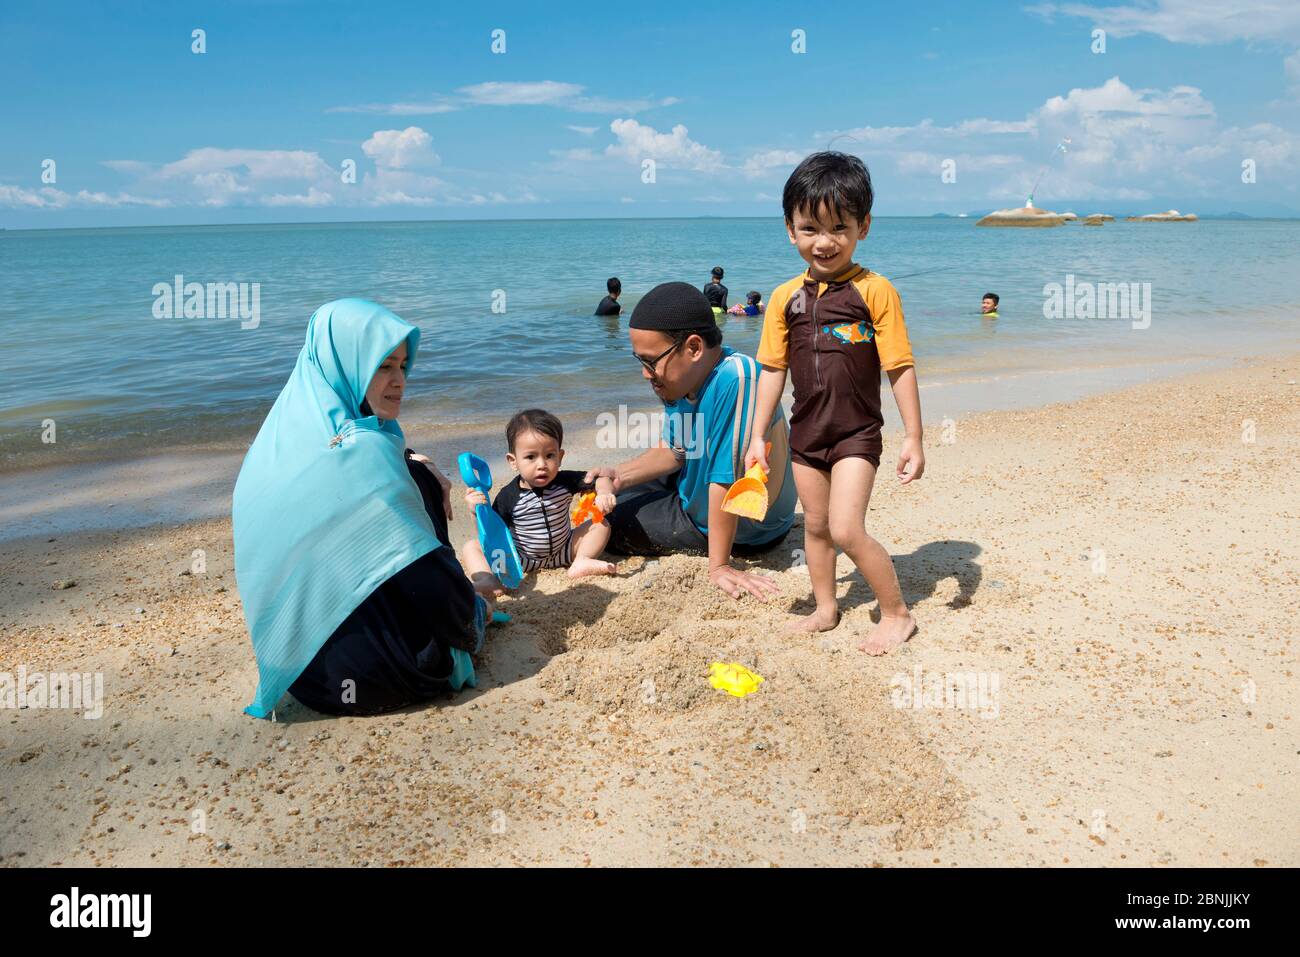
<box><xmin>517</xmin><ymin>553</ymin><xmax>967</xmax><ymax>847</ymax></box>
<box><xmin>976</xmin><ymin>206</ymin><xmax>1068</xmax><ymax>227</ymax></box>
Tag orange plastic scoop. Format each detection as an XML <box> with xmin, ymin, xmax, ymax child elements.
<box><xmin>570</xmin><ymin>491</ymin><xmax>605</xmax><ymax>527</ymax></box>
<box><xmin>722</xmin><ymin>443</ymin><xmax>771</xmax><ymax>520</ymax></box>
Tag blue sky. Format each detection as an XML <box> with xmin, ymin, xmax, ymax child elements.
<box><xmin>3</xmin><ymin>0</ymin><xmax>1299</xmax><ymax>226</ymax></box>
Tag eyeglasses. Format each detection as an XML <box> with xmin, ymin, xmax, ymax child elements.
<box><xmin>633</xmin><ymin>339</ymin><xmax>681</xmax><ymax>379</ymax></box>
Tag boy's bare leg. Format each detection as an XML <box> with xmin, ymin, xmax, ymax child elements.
<box><xmin>568</xmin><ymin>521</ymin><xmax>617</xmax><ymax>579</ymax></box>
<box><xmin>826</xmin><ymin>456</ymin><xmax>916</xmax><ymax>654</ymax></box>
<box><xmin>462</xmin><ymin>538</ymin><xmax>506</xmax><ymax>598</ymax></box>
<box><xmin>789</xmin><ymin>462</ymin><xmax>841</xmax><ymax>632</ymax></box>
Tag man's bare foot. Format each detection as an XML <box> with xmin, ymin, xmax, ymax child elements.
<box><xmin>856</xmin><ymin>613</ymin><xmax>917</xmax><ymax>655</ymax></box>
<box><xmin>787</xmin><ymin>606</ymin><xmax>841</xmax><ymax>634</ymax></box>
<box><xmin>568</xmin><ymin>557</ymin><xmax>617</xmax><ymax>579</ymax></box>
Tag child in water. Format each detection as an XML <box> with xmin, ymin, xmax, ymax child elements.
<box><xmin>727</xmin><ymin>291</ymin><xmax>765</xmax><ymax>316</ymax></box>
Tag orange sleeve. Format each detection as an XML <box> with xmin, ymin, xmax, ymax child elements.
<box><xmin>862</xmin><ymin>277</ymin><xmax>914</xmax><ymax>371</ymax></box>
<box><xmin>755</xmin><ymin>283</ymin><xmax>792</xmax><ymax>370</ymax></box>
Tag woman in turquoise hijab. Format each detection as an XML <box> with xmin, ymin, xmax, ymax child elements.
<box><xmin>235</xmin><ymin>298</ymin><xmax>486</xmax><ymax>718</ymax></box>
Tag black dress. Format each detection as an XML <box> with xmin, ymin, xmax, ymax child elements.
<box><xmin>288</xmin><ymin>452</ymin><xmax>485</xmax><ymax>716</ymax></box>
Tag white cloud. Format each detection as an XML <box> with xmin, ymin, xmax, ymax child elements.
<box><xmin>332</xmin><ymin>82</ymin><xmax>677</xmax><ymax>117</ymax></box>
<box><xmin>567</xmin><ymin>125</ymin><xmax>599</xmax><ymax>135</ymax></box>
<box><xmin>326</xmin><ymin>100</ymin><xmax>458</xmax><ymax>115</ymax></box>
<box><xmin>1027</xmin><ymin>1</ymin><xmax>1300</xmax><ymax>45</ymax></box>
<box><xmin>460</xmin><ymin>81</ymin><xmax>584</xmax><ymax>106</ymax></box>
<box><xmin>159</xmin><ymin>148</ymin><xmax>333</xmax><ymax>182</ymax></box>
<box><xmin>0</xmin><ymin>185</ymin><xmax>171</xmax><ymax>209</ymax></box>
<box><xmin>605</xmin><ymin>119</ymin><xmax>723</xmax><ymax>172</ymax></box>
<box><xmin>741</xmin><ymin>149</ymin><xmax>804</xmax><ymax>178</ymax></box>
<box><xmin>263</xmin><ymin>188</ymin><xmax>335</xmax><ymax>207</ymax></box>
<box><xmin>550</xmin><ymin>147</ymin><xmax>599</xmax><ymax>162</ymax></box>
<box><xmin>362</xmin><ymin>127</ymin><xmax>439</xmax><ymax>169</ymax></box>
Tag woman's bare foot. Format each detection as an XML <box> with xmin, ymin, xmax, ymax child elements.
<box><xmin>568</xmin><ymin>556</ymin><xmax>617</xmax><ymax>579</ymax></box>
<box><xmin>856</xmin><ymin>613</ymin><xmax>917</xmax><ymax>655</ymax></box>
<box><xmin>470</xmin><ymin>572</ymin><xmax>505</xmax><ymax>600</ymax></box>
<box><xmin>787</xmin><ymin>606</ymin><xmax>841</xmax><ymax>634</ymax></box>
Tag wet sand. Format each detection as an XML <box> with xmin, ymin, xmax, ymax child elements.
<box><xmin>1</xmin><ymin>354</ymin><xmax>1297</xmax><ymax>867</ymax></box>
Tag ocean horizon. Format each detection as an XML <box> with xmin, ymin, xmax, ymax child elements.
<box><xmin>2</xmin><ymin>215</ymin><xmax>1297</xmax><ymax>470</ymax></box>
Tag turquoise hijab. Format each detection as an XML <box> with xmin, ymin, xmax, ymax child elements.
<box><xmin>234</xmin><ymin>298</ymin><xmax>445</xmax><ymax>718</ymax></box>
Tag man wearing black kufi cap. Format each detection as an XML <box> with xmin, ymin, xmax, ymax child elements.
<box><xmin>583</xmin><ymin>282</ymin><xmax>797</xmax><ymax>600</ymax></box>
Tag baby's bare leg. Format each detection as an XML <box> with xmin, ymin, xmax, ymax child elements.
<box><xmin>567</xmin><ymin>521</ymin><xmax>617</xmax><ymax>579</ymax></box>
<box><xmin>462</xmin><ymin>538</ymin><xmax>506</xmax><ymax>598</ymax></box>
<box><xmin>789</xmin><ymin>462</ymin><xmax>840</xmax><ymax>633</ymax></box>
<box><xmin>825</xmin><ymin>457</ymin><xmax>915</xmax><ymax>655</ymax></box>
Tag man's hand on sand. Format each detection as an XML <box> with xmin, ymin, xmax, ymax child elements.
<box><xmin>409</xmin><ymin>452</ymin><xmax>452</xmax><ymax>521</ymax></box>
<box><xmin>709</xmin><ymin>564</ymin><xmax>780</xmax><ymax>601</ymax></box>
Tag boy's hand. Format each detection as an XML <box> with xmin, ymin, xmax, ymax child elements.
<box><xmin>464</xmin><ymin>488</ymin><xmax>488</xmax><ymax>512</ymax></box>
<box><xmin>897</xmin><ymin>436</ymin><xmax>925</xmax><ymax>484</ymax></box>
<box><xmin>595</xmin><ymin>492</ymin><xmax>617</xmax><ymax>515</ymax></box>
<box><xmin>743</xmin><ymin>437</ymin><xmax>769</xmax><ymax>473</ymax></box>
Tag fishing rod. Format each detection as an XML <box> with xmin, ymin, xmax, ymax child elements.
<box><xmin>1026</xmin><ymin>138</ymin><xmax>1071</xmax><ymax>207</ymax></box>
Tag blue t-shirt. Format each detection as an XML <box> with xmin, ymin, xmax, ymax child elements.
<box><xmin>660</xmin><ymin>348</ymin><xmax>796</xmax><ymax>547</ymax></box>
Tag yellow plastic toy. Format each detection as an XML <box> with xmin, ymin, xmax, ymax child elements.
<box><xmin>708</xmin><ymin>661</ymin><xmax>765</xmax><ymax>697</ymax></box>
<box><xmin>721</xmin><ymin>442</ymin><xmax>772</xmax><ymax>520</ymax></box>
<box><xmin>570</xmin><ymin>491</ymin><xmax>605</xmax><ymax>527</ymax></box>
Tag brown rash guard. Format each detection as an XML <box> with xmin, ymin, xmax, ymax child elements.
<box><xmin>756</xmin><ymin>263</ymin><xmax>914</xmax><ymax>470</ymax></box>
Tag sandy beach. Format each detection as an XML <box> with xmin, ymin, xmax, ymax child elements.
<box><xmin>2</xmin><ymin>354</ymin><xmax>1297</xmax><ymax>867</ymax></box>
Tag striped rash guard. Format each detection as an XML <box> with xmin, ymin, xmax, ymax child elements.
<box><xmin>491</xmin><ymin>470</ymin><xmax>590</xmax><ymax>570</ymax></box>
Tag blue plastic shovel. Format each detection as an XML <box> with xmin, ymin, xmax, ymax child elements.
<box><xmin>458</xmin><ymin>452</ymin><xmax>524</xmax><ymax>589</ymax></box>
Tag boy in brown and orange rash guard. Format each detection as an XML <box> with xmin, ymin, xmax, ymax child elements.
<box><xmin>746</xmin><ymin>152</ymin><xmax>925</xmax><ymax>655</ymax></box>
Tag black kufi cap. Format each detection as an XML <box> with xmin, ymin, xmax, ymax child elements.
<box><xmin>629</xmin><ymin>281</ymin><xmax>717</xmax><ymax>332</ymax></box>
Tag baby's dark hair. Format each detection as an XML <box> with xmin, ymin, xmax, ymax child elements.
<box><xmin>783</xmin><ymin>151</ymin><xmax>874</xmax><ymax>224</ymax></box>
<box><xmin>710</xmin><ymin>266</ymin><xmax>724</xmax><ymax>279</ymax></box>
<box><xmin>747</xmin><ymin>290</ymin><xmax>762</xmax><ymax>303</ymax></box>
<box><xmin>506</xmin><ymin>408</ymin><xmax>563</xmax><ymax>451</ymax></box>
<box><xmin>983</xmin><ymin>292</ymin><xmax>999</xmax><ymax>305</ymax></box>
<box><xmin>607</xmin><ymin>276</ymin><xmax>621</xmax><ymax>295</ymax></box>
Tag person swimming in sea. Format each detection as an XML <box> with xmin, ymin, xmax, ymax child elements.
<box><xmin>702</xmin><ymin>266</ymin><xmax>728</xmax><ymax>314</ymax></box>
<box><xmin>595</xmin><ymin>276</ymin><xmax>622</xmax><ymax>316</ymax></box>
<box><xmin>981</xmin><ymin>292</ymin><xmax>999</xmax><ymax>318</ymax></box>
<box><xmin>727</xmin><ymin>290</ymin><xmax>765</xmax><ymax>316</ymax></box>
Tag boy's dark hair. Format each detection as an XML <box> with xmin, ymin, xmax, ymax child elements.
<box><xmin>607</xmin><ymin>276</ymin><xmax>621</xmax><ymax>295</ymax></box>
<box><xmin>669</xmin><ymin>323</ymin><xmax>723</xmax><ymax>350</ymax></box>
<box><xmin>983</xmin><ymin>292</ymin><xmax>999</xmax><ymax>305</ymax></box>
<box><xmin>783</xmin><ymin>151</ymin><xmax>874</xmax><ymax>224</ymax></box>
<box><xmin>710</xmin><ymin>266</ymin><xmax>724</xmax><ymax>279</ymax></box>
<box><xmin>506</xmin><ymin>408</ymin><xmax>563</xmax><ymax>451</ymax></box>
<box><xmin>747</xmin><ymin>290</ymin><xmax>762</xmax><ymax>303</ymax></box>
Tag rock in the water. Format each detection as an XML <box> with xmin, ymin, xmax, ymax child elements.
<box><xmin>976</xmin><ymin>206</ymin><xmax>1068</xmax><ymax>227</ymax></box>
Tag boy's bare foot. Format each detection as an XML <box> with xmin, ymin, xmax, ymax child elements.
<box><xmin>856</xmin><ymin>613</ymin><xmax>917</xmax><ymax>655</ymax></box>
<box><xmin>568</xmin><ymin>557</ymin><xmax>617</xmax><ymax>579</ymax></box>
<box><xmin>788</xmin><ymin>606</ymin><xmax>841</xmax><ymax>634</ymax></box>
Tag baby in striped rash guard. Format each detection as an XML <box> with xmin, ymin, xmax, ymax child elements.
<box><xmin>462</xmin><ymin>408</ymin><xmax>618</xmax><ymax>590</ymax></box>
